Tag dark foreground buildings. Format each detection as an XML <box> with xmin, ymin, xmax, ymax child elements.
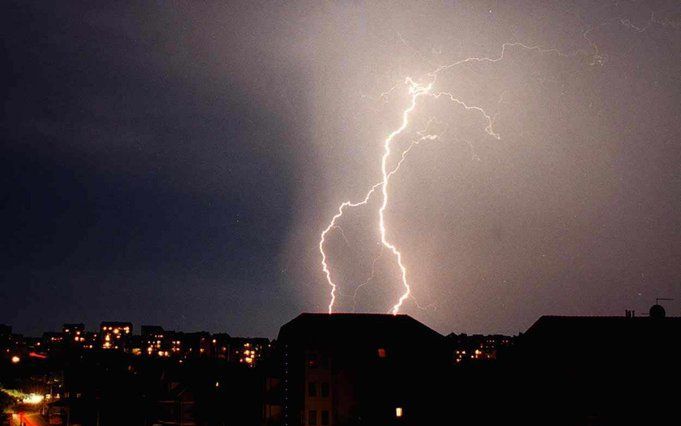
<box><xmin>2</xmin><ymin>306</ymin><xmax>680</xmax><ymax>425</ymax></box>
<box><xmin>514</xmin><ymin>308</ymin><xmax>681</xmax><ymax>425</ymax></box>
<box><xmin>270</xmin><ymin>313</ymin><xmax>448</xmax><ymax>426</ymax></box>
<box><xmin>264</xmin><ymin>308</ymin><xmax>680</xmax><ymax>426</ymax></box>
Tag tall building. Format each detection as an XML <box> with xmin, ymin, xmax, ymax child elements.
<box><xmin>99</xmin><ymin>322</ymin><xmax>132</xmax><ymax>351</ymax></box>
<box><xmin>229</xmin><ymin>337</ymin><xmax>269</xmax><ymax>366</ymax></box>
<box><xmin>212</xmin><ymin>332</ymin><xmax>231</xmax><ymax>359</ymax></box>
<box><xmin>42</xmin><ymin>331</ymin><xmax>65</xmax><ymax>353</ymax></box>
<box><xmin>141</xmin><ymin>325</ymin><xmax>169</xmax><ymax>357</ymax></box>
<box><xmin>273</xmin><ymin>313</ymin><xmax>449</xmax><ymax>426</ymax></box>
<box><xmin>180</xmin><ymin>331</ymin><xmax>212</xmax><ymax>358</ymax></box>
<box><xmin>63</xmin><ymin>323</ymin><xmax>86</xmax><ymax>346</ymax></box>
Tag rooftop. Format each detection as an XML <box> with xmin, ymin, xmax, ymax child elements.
<box><xmin>278</xmin><ymin>313</ymin><xmax>444</xmax><ymax>346</ymax></box>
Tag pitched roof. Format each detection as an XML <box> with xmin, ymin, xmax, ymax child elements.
<box><xmin>278</xmin><ymin>313</ymin><xmax>443</xmax><ymax>346</ymax></box>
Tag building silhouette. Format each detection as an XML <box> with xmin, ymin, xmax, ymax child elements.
<box><xmin>514</xmin><ymin>312</ymin><xmax>681</xmax><ymax>424</ymax></box>
<box><xmin>99</xmin><ymin>321</ymin><xmax>133</xmax><ymax>351</ymax></box>
<box><xmin>271</xmin><ymin>313</ymin><xmax>448</xmax><ymax>426</ymax></box>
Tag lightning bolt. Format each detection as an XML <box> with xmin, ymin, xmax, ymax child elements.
<box><xmin>320</xmin><ymin>181</ymin><xmax>383</xmax><ymax>314</ymax></box>
<box><xmin>319</xmin><ymin>88</ymin><xmax>437</xmax><ymax>314</ymax></box>
<box><xmin>318</xmin><ymin>2</ymin><xmax>680</xmax><ymax>315</ymax></box>
<box><xmin>319</xmin><ymin>17</ymin><xmax>639</xmax><ymax>314</ymax></box>
<box><xmin>320</xmin><ymin>47</ymin><xmax>514</xmax><ymax>314</ymax></box>
<box><xmin>380</xmin><ymin>78</ymin><xmax>434</xmax><ymax>315</ymax></box>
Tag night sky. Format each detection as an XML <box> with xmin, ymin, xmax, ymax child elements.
<box><xmin>2</xmin><ymin>1</ymin><xmax>680</xmax><ymax>337</ymax></box>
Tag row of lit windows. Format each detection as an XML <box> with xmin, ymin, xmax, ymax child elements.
<box><xmin>101</xmin><ymin>326</ymin><xmax>131</xmax><ymax>334</ymax></box>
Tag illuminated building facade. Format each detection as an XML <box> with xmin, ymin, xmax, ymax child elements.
<box><xmin>141</xmin><ymin>325</ymin><xmax>171</xmax><ymax>357</ymax></box>
<box><xmin>447</xmin><ymin>333</ymin><xmax>514</xmax><ymax>364</ymax></box>
<box><xmin>42</xmin><ymin>331</ymin><xmax>65</xmax><ymax>353</ymax></box>
<box><xmin>83</xmin><ymin>331</ymin><xmax>98</xmax><ymax>350</ymax></box>
<box><xmin>274</xmin><ymin>313</ymin><xmax>449</xmax><ymax>426</ymax></box>
<box><xmin>180</xmin><ymin>331</ymin><xmax>212</xmax><ymax>357</ymax></box>
<box><xmin>63</xmin><ymin>323</ymin><xmax>86</xmax><ymax>347</ymax></box>
<box><xmin>99</xmin><ymin>321</ymin><xmax>132</xmax><ymax>351</ymax></box>
<box><xmin>229</xmin><ymin>337</ymin><xmax>269</xmax><ymax>366</ymax></box>
<box><xmin>212</xmin><ymin>332</ymin><xmax>231</xmax><ymax>359</ymax></box>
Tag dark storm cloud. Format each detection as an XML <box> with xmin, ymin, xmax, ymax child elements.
<box><xmin>2</xmin><ymin>1</ymin><xmax>314</xmax><ymax>335</ymax></box>
<box><xmin>2</xmin><ymin>1</ymin><xmax>680</xmax><ymax>336</ymax></box>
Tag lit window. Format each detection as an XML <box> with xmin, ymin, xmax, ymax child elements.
<box><xmin>395</xmin><ymin>407</ymin><xmax>403</xmax><ymax>418</ymax></box>
<box><xmin>377</xmin><ymin>348</ymin><xmax>387</xmax><ymax>358</ymax></box>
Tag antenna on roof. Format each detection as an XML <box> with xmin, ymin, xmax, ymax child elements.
<box><xmin>650</xmin><ymin>298</ymin><xmax>673</xmax><ymax>319</ymax></box>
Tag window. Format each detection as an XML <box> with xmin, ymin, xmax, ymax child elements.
<box><xmin>307</xmin><ymin>352</ymin><xmax>318</xmax><ymax>368</ymax></box>
<box><xmin>308</xmin><ymin>410</ymin><xmax>317</xmax><ymax>425</ymax></box>
<box><xmin>308</xmin><ymin>382</ymin><xmax>317</xmax><ymax>397</ymax></box>
<box><xmin>377</xmin><ymin>348</ymin><xmax>387</xmax><ymax>358</ymax></box>
<box><xmin>321</xmin><ymin>410</ymin><xmax>329</xmax><ymax>425</ymax></box>
<box><xmin>395</xmin><ymin>407</ymin><xmax>403</xmax><ymax>418</ymax></box>
<box><xmin>321</xmin><ymin>382</ymin><xmax>329</xmax><ymax>397</ymax></box>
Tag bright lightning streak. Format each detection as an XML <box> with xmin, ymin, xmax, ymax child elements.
<box><xmin>319</xmin><ymin>75</ymin><xmax>489</xmax><ymax>315</ymax></box>
<box><xmin>320</xmin><ymin>192</ymin><xmax>374</xmax><ymax>314</ymax></box>
<box><xmin>380</xmin><ymin>78</ymin><xmax>433</xmax><ymax>315</ymax></box>
<box><xmin>319</xmin><ymin>78</ymin><xmax>435</xmax><ymax>314</ymax></box>
<box><xmin>320</xmin><ymin>34</ymin><xmax>610</xmax><ymax>315</ymax></box>
<box><xmin>319</xmin><ymin>6</ymin><xmax>679</xmax><ymax>314</ymax></box>
<box><xmin>351</xmin><ymin>127</ymin><xmax>440</xmax><ymax>312</ymax></box>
